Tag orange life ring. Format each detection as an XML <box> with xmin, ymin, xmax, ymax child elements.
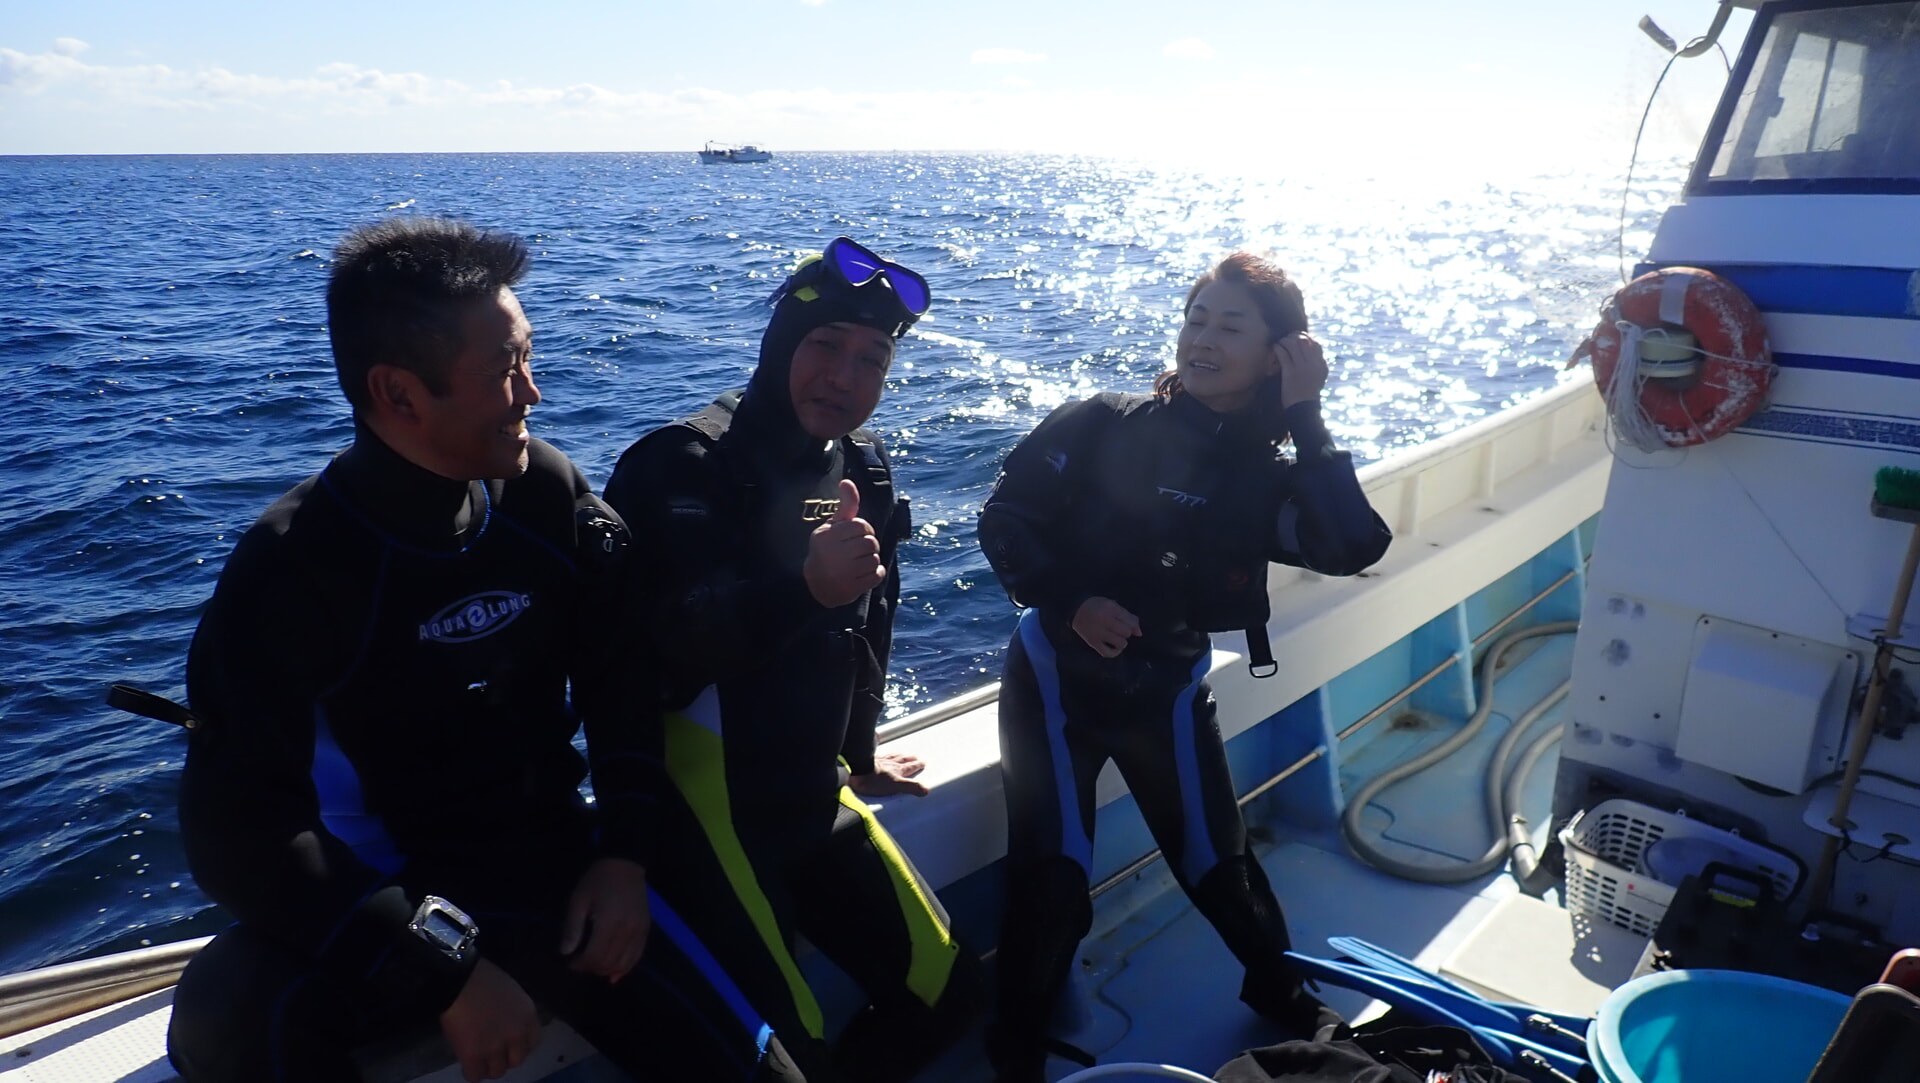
<box><xmin>1572</xmin><ymin>266</ymin><xmax>1772</xmax><ymax>448</ymax></box>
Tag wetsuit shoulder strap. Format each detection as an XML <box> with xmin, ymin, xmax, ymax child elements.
<box><xmin>680</xmin><ymin>389</ymin><xmax>743</xmax><ymax>448</ymax></box>
<box><xmin>1066</xmin><ymin>392</ymin><xmax>1137</xmax><ymax>493</ymax></box>
<box><xmin>842</xmin><ymin>428</ymin><xmax>909</xmax><ymax>545</ymax></box>
<box><xmin>660</xmin><ymin>390</ymin><xmax>757</xmax><ymax>502</ymax></box>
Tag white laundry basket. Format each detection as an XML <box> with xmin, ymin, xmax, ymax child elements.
<box><xmin>1559</xmin><ymin>798</ymin><xmax>1801</xmax><ymax>938</ymax></box>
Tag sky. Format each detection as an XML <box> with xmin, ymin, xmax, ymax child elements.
<box><xmin>2</xmin><ymin>0</ymin><xmax>1753</xmax><ymax>172</ymax></box>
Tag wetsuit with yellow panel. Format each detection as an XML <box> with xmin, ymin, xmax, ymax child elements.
<box><xmin>601</xmin><ymin>243</ymin><xmax>982</xmax><ymax>1083</ymax></box>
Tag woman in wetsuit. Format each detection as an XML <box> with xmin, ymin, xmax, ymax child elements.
<box><xmin>977</xmin><ymin>252</ymin><xmax>1392</xmax><ymax>1080</ymax></box>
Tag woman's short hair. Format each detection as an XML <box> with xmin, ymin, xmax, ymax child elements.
<box><xmin>1155</xmin><ymin>252</ymin><xmax>1309</xmax><ymax>442</ymax></box>
<box><xmin>1185</xmin><ymin>251</ymin><xmax>1307</xmax><ymax>341</ymax></box>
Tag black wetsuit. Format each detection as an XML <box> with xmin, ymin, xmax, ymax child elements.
<box><xmin>169</xmin><ymin>429</ymin><xmax>799</xmax><ymax>1083</ymax></box>
<box><xmin>603</xmin><ymin>369</ymin><xmax>981</xmax><ymax>1083</ymax></box>
<box><xmin>978</xmin><ymin>391</ymin><xmax>1391</xmax><ymax>1058</ymax></box>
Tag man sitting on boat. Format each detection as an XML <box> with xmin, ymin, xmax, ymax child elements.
<box><xmin>602</xmin><ymin>237</ymin><xmax>982</xmax><ymax>1083</ymax></box>
<box><xmin>167</xmin><ymin>217</ymin><xmax>803</xmax><ymax>1083</ymax></box>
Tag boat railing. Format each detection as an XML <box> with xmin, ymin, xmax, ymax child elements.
<box><xmin>0</xmin><ymin>935</ymin><xmax>209</xmax><ymax>1039</ymax></box>
<box><xmin>878</xmin><ymin>376</ymin><xmax>1607</xmax><ymax>747</ymax></box>
<box><xmin>860</xmin><ymin>372</ymin><xmax>1609</xmax><ymax>924</ymax></box>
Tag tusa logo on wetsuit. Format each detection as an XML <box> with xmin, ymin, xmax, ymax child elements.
<box><xmin>418</xmin><ymin>591</ymin><xmax>534</xmax><ymax>644</ymax></box>
<box><xmin>800</xmin><ymin>497</ymin><xmax>843</xmax><ymax>522</ymax></box>
<box><xmin>1157</xmin><ymin>487</ymin><xmax>1208</xmax><ymax>508</ymax></box>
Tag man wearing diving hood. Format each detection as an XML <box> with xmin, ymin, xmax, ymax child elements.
<box><xmin>602</xmin><ymin>239</ymin><xmax>981</xmax><ymax>1083</ymax></box>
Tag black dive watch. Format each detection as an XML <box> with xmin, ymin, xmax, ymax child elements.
<box><xmin>407</xmin><ymin>894</ymin><xmax>478</xmax><ymax>964</ymax></box>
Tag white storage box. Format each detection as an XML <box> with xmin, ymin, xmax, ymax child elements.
<box><xmin>1558</xmin><ymin>798</ymin><xmax>1802</xmax><ymax>938</ymax></box>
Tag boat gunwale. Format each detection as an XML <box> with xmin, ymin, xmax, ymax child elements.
<box><xmin>877</xmin><ymin>376</ymin><xmax>1604</xmax><ymax>746</ymax></box>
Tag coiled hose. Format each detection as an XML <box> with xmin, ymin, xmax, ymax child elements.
<box><xmin>1340</xmin><ymin>622</ymin><xmax>1579</xmax><ymax>892</ymax></box>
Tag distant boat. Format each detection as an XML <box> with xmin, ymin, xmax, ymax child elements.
<box><xmin>698</xmin><ymin>142</ymin><xmax>772</xmax><ymax>164</ymax></box>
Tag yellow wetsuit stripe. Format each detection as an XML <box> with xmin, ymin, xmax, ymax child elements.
<box><xmin>836</xmin><ymin>787</ymin><xmax>959</xmax><ymax>1007</ymax></box>
<box><xmin>664</xmin><ymin>712</ymin><xmax>824</xmax><ymax>1039</ymax></box>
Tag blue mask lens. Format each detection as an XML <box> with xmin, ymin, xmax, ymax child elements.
<box><xmin>833</xmin><ymin>245</ymin><xmax>884</xmax><ymax>284</ymax></box>
<box><xmin>830</xmin><ymin>239</ymin><xmax>930</xmax><ymax>315</ymax></box>
<box><xmin>887</xmin><ymin>267</ymin><xmax>930</xmax><ymax>315</ymax></box>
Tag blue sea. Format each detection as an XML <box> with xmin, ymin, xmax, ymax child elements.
<box><xmin>0</xmin><ymin>151</ymin><xmax>1682</xmax><ymax>973</ymax></box>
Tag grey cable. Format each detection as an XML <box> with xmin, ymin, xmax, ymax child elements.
<box><xmin>1506</xmin><ymin>717</ymin><xmax>1571</xmax><ymax>896</ymax></box>
<box><xmin>1339</xmin><ymin>622</ymin><xmax>1579</xmax><ymax>884</ymax></box>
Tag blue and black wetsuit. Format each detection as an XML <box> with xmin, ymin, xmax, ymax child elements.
<box><xmin>602</xmin><ymin>313</ymin><xmax>982</xmax><ymax>1083</ymax></box>
<box><xmin>170</xmin><ymin>429</ymin><xmax>799</xmax><ymax>1083</ymax></box>
<box><xmin>978</xmin><ymin>391</ymin><xmax>1391</xmax><ymax>1064</ymax></box>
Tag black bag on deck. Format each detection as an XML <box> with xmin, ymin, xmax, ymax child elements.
<box><xmin>1214</xmin><ymin>1022</ymin><xmax>1530</xmax><ymax>1083</ymax></box>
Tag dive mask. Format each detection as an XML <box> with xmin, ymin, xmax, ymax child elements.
<box><xmin>770</xmin><ymin>237</ymin><xmax>930</xmax><ymax>337</ymax></box>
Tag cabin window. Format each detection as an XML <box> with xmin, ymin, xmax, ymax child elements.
<box><xmin>1701</xmin><ymin>1</ymin><xmax>1920</xmax><ymax>190</ymax></box>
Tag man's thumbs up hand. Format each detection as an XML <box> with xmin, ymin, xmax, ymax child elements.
<box><xmin>804</xmin><ymin>478</ymin><xmax>886</xmax><ymax>608</ymax></box>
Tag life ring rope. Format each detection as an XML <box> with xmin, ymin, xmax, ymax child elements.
<box><xmin>1603</xmin><ymin>320</ymin><xmax>1676</xmax><ymax>453</ymax></box>
<box><xmin>1576</xmin><ymin>267</ymin><xmax>1774</xmax><ymax>452</ymax></box>
<box><xmin>1601</xmin><ymin>320</ymin><xmax>1773</xmax><ymax>452</ymax></box>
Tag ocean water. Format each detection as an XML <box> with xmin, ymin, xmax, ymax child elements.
<box><xmin>0</xmin><ymin>151</ymin><xmax>1684</xmax><ymax>973</ymax></box>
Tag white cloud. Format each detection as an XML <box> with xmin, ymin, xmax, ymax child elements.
<box><xmin>52</xmin><ymin>38</ymin><xmax>89</xmax><ymax>57</ymax></box>
<box><xmin>0</xmin><ymin>40</ymin><xmax>1669</xmax><ymax>171</ymax></box>
<box><xmin>669</xmin><ymin>86</ymin><xmax>732</xmax><ymax>108</ymax></box>
<box><xmin>1461</xmin><ymin>62</ymin><xmax>1488</xmax><ymax>74</ymax></box>
<box><xmin>0</xmin><ymin>47</ymin><xmax>480</xmax><ymax>111</ymax></box>
<box><xmin>0</xmin><ymin>47</ymin><xmax>113</xmax><ymax>94</ymax></box>
<box><xmin>971</xmin><ymin>48</ymin><xmax>1045</xmax><ymax>65</ymax></box>
<box><xmin>1162</xmin><ymin>38</ymin><xmax>1214</xmax><ymax>60</ymax></box>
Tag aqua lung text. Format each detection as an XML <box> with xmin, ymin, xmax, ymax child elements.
<box><xmin>418</xmin><ymin>591</ymin><xmax>535</xmax><ymax>643</ymax></box>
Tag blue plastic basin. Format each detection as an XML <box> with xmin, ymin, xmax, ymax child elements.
<box><xmin>1588</xmin><ymin>969</ymin><xmax>1850</xmax><ymax>1083</ymax></box>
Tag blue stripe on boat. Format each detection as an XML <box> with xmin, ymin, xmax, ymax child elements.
<box><xmin>1738</xmin><ymin>407</ymin><xmax>1920</xmax><ymax>453</ymax></box>
<box><xmin>1771</xmin><ymin>352</ymin><xmax>1920</xmax><ymax>380</ymax></box>
<box><xmin>1634</xmin><ymin>262</ymin><xmax>1920</xmax><ymax>320</ymax></box>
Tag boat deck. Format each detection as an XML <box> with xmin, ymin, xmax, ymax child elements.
<box><xmin>917</xmin><ymin>630</ymin><xmax>1642</xmax><ymax>1081</ymax></box>
<box><xmin>917</xmin><ymin>839</ymin><xmax>1521</xmax><ymax>1082</ymax></box>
